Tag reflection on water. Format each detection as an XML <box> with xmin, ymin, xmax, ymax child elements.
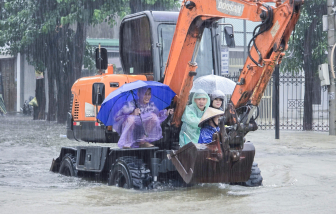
<box><xmin>1</xmin><ymin>115</ymin><xmax>336</xmax><ymax>213</ymax></box>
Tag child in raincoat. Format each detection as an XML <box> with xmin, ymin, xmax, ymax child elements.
<box><xmin>179</xmin><ymin>89</ymin><xmax>210</xmax><ymax>147</ymax></box>
<box><xmin>198</xmin><ymin>107</ymin><xmax>224</xmax><ymax>144</ymax></box>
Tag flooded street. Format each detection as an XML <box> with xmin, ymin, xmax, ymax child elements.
<box><xmin>1</xmin><ymin>115</ymin><xmax>336</xmax><ymax>214</ymax></box>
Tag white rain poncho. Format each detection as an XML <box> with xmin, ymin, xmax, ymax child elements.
<box><xmin>179</xmin><ymin>89</ymin><xmax>210</xmax><ymax>147</ymax></box>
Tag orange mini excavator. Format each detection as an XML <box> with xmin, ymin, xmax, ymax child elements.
<box><xmin>51</xmin><ymin>0</ymin><xmax>303</xmax><ymax>189</ymax></box>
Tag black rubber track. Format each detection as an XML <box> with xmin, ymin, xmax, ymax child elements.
<box><xmin>244</xmin><ymin>162</ymin><xmax>263</xmax><ymax>187</ymax></box>
<box><xmin>108</xmin><ymin>156</ymin><xmax>151</xmax><ymax>189</ymax></box>
<box><xmin>231</xmin><ymin>162</ymin><xmax>263</xmax><ymax>187</ymax></box>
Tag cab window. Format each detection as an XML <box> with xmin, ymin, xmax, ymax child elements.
<box><xmin>121</xmin><ymin>16</ymin><xmax>153</xmax><ymax>75</ymax></box>
<box><xmin>92</xmin><ymin>83</ymin><xmax>105</xmax><ymax>105</ymax></box>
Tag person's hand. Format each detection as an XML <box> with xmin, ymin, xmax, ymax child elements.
<box><xmin>132</xmin><ymin>108</ymin><xmax>141</xmax><ymax>116</ymax></box>
<box><xmin>166</xmin><ymin>108</ymin><xmax>174</xmax><ymax>116</ymax></box>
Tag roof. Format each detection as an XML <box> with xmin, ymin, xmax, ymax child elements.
<box><xmin>86</xmin><ymin>38</ymin><xmax>119</xmax><ymax>47</ymax></box>
<box><xmin>122</xmin><ymin>11</ymin><xmax>178</xmax><ymax>23</ymax></box>
<box><xmin>0</xmin><ymin>54</ymin><xmax>14</xmax><ymax>59</ymax></box>
<box><xmin>151</xmin><ymin>11</ymin><xmax>178</xmax><ymax>22</ymax></box>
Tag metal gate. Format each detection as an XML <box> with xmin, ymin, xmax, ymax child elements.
<box><xmin>225</xmin><ymin>71</ymin><xmax>329</xmax><ymax>132</ymax></box>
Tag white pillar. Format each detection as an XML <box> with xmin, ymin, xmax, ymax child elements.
<box><xmin>16</xmin><ymin>53</ymin><xmax>21</xmax><ymax>112</ymax></box>
<box><xmin>327</xmin><ymin>0</ymin><xmax>336</xmax><ymax>135</ymax></box>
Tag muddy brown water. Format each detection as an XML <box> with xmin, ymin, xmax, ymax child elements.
<box><xmin>1</xmin><ymin>115</ymin><xmax>336</xmax><ymax>214</ymax></box>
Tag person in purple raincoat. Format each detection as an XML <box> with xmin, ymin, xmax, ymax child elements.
<box><xmin>113</xmin><ymin>87</ymin><xmax>174</xmax><ymax>149</ymax></box>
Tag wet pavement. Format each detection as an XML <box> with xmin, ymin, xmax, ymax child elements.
<box><xmin>0</xmin><ymin>115</ymin><xmax>336</xmax><ymax>214</ymax></box>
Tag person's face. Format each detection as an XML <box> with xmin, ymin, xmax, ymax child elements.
<box><xmin>212</xmin><ymin>98</ymin><xmax>223</xmax><ymax>109</ymax></box>
<box><xmin>194</xmin><ymin>97</ymin><xmax>207</xmax><ymax>111</ymax></box>
<box><xmin>143</xmin><ymin>89</ymin><xmax>151</xmax><ymax>104</ymax></box>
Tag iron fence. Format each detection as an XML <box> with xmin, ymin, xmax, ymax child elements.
<box><xmin>225</xmin><ymin>72</ymin><xmax>329</xmax><ymax>132</ymax></box>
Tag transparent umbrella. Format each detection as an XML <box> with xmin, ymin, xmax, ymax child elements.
<box><xmin>191</xmin><ymin>75</ymin><xmax>236</xmax><ymax>95</ymax></box>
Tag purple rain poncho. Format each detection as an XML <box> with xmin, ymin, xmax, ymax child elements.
<box><xmin>113</xmin><ymin>87</ymin><xmax>168</xmax><ymax>148</ymax></box>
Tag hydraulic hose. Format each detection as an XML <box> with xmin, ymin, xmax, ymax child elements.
<box><xmin>248</xmin><ymin>4</ymin><xmax>274</xmax><ymax>67</ymax></box>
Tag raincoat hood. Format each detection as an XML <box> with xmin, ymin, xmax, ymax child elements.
<box><xmin>191</xmin><ymin>89</ymin><xmax>210</xmax><ymax>113</ymax></box>
<box><xmin>210</xmin><ymin>89</ymin><xmax>226</xmax><ymax>110</ymax></box>
<box><xmin>137</xmin><ymin>87</ymin><xmax>151</xmax><ymax>104</ymax></box>
<box><xmin>210</xmin><ymin>90</ymin><xmax>225</xmax><ymax>101</ymax></box>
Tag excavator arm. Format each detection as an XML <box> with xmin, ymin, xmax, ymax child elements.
<box><xmin>163</xmin><ymin>0</ymin><xmax>303</xmax><ymax>127</ymax></box>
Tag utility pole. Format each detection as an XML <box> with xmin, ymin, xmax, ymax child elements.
<box><xmin>243</xmin><ymin>20</ymin><xmax>247</xmax><ymax>61</ymax></box>
<box><xmin>327</xmin><ymin>0</ymin><xmax>336</xmax><ymax>135</ymax></box>
<box><xmin>274</xmin><ymin>65</ymin><xmax>280</xmax><ymax>139</ymax></box>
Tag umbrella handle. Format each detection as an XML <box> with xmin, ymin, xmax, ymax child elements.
<box><xmin>138</xmin><ymin>114</ymin><xmax>148</xmax><ymax>137</ymax></box>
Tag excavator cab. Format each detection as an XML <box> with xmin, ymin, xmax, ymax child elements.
<box><xmin>119</xmin><ymin>11</ymin><xmax>231</xmax><ymax>81</ymax></box>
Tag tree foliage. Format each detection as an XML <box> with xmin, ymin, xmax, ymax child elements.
<box><xmin>129</xmin><ymin>0</ymin><xmax>179</xmax><ymax>13</ymax></box>
<box><xmin>0</xmin><ymin>0</ymin><xmax>178</xmax><ymax>123</ymax></box>
<box><xmin>281</xmin><ymin>0</ymin><xmax>327</xmax><ymax>73</ymax></box>
<box><xmin>0</xmin><ymin>0</ymin><xmax>128</xmax><ymax>69</ymax></box>
<box><xmin>280</xmin><ymin>0</ymin><xmax>327</xmax><ymax>130</ymax></box>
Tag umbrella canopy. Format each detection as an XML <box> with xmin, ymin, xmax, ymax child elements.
<box><xmin>97</xmin><ymin>80</ymin><xmax>176</xmax><ymax>126</ymax></box>
<box><xmin>191</xmin><ymin>75</ymin><xmax>236</xmax><ymax>95</ymax></box>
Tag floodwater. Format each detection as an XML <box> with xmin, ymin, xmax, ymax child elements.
<box><xmin>0</xmin><ymin>115</ymin><xmax>336</xmax><ymax>214</ymax></box>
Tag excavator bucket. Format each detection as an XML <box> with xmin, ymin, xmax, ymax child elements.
<box><xmin>168</xmin><ymin>137</ymin><xmax>255</xmax><ymax>184</ymax></box>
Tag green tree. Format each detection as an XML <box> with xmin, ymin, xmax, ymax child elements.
<box><xmin>0</xmin><ymin>0</ymin><xmax>178</xmax><ymax>123</ymax></box>
<box><xmin>281</xmin><ymin>0</ymin><xmax>327</xmax><ymax>130</ymax></box>
<box><xmin>1</xmin><ymin>0</ymin><xmax>130</xmax><ymax>122</ymax></box>
<box><xmin>129</xmin><ymin>0</ymin><xmax>179</xmax><ymax>13</ymax></box>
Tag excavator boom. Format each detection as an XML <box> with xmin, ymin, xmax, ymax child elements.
<box><xmin>163</xmin><ymin>0</ymin><xmax>303</xmax><ymax>127</ymax></box>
